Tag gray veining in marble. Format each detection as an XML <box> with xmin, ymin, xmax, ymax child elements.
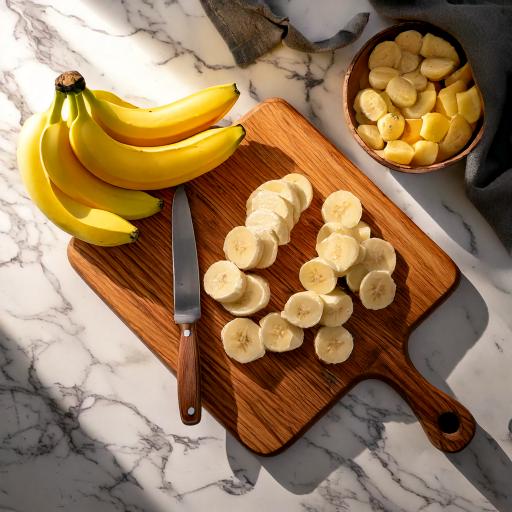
<box><xmin>1</xmin><ymin>0</ymin><xmax>511</xmax><ymax>511</ymax></box>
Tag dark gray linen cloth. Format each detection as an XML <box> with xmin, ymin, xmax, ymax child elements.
<box><xmin>201</xmin><ymin>0</ymin><xmax>512</xmax><ymax>252</ymax></box>
<box><xmin>199</xmin><ymin>0</ymin><xmax>369</xmax><ymax>67</ymax></box>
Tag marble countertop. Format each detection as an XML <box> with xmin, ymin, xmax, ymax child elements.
<box><xmin>1</xmin><ymin>0</ymin><xmax>512</xmax><ymax>511</ymax></box>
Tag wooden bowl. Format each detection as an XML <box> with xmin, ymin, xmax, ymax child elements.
<box><xmin>343</xmin><ymin>21</ymin><xmax>484</xmax><ymax>173</ymax></box>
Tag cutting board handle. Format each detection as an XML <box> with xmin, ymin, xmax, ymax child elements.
<box><xmin>371</xmin><ymin>349</ymin><xmax>475</xmax><ymax>452</ymax></box>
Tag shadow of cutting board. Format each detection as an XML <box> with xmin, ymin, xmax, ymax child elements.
<box><xmin>68</xmin><ymin>99</ymin><xmax>475</xmax><ymax>455</ymax></box>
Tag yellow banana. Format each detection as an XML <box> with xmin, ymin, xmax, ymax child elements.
<box><xmin>90</xmin><ymin>89</ymin><xmax>137</xmax><ymax>108</ymax></box>
<box><xmin>41</xmin><ymin>97</ymin><xmax>163</xmax><ymax>220</ymax></box>
<box><xmin>68</xmin><ymin>92</ymin><xmax>245</xmax><ymax>190</ymax></box>
<box><xmin>17</xmin><ymin>92</ymin><xmax>138</xmax><ymax>246</ymax></box>
<box><xmin>83</xmin><ymin>83</ymin><xmax>239</xmax><ymax>146</ymax></box>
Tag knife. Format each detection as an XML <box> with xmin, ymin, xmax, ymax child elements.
<box><xmin>172</xmin><ymin>185</ymin><xmax>202</xmax><ymax>425</ymax></box>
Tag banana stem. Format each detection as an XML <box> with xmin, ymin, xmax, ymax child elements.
<box><xmin>48</xmin><ymin>91</ymin><xmax>66</xmax><ymax>124</ymax></box>
<box><xmin>82</xmin><ymin>88</ymin><xmax>95</xmax><ymax>105</ymax></box>
<box><xmin>67</xmin><ymin>94</ymin><xmax>78</xmax><ymax>124</ymax></box>
<box><xmin>74</xmin><ymin>92</ymin><xmax>88</xmax><ymax>117</ymax></box>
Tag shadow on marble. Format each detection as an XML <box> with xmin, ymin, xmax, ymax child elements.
<box><xmin>393</xmin><ymin>163</ymin><xmax>512</xmax><ymax>267</ymax></box>
<box><xmin>0</xmin><ymin>329</ymin><xmax>164</xmax><ymax>512</ymax></box>
<box><xmin>225</xmin><ymin>273</ymin><xmax>512</xmax><ymax>509</ymax></box>
<box><xmin>448</xmin><ymin>424</ymin><xmax>512</xmax><ymax>512</ymax></box>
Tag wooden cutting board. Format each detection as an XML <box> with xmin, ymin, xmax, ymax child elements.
<box><xmin>68</xmin><ymin>99</ymin><xmax>475</xmax><ymax>455</ymax></box>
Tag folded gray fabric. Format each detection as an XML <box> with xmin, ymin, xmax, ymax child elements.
<box><xmin>372</xmin><ymin>0</ymin><xmax>512</xmax><ymax>251</ymax></box>
<box><xmin>200</xmin><ymin>0</ymin><xmax>369</xmax><ymax>67</ymax></box>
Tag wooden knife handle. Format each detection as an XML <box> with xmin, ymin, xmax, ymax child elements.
<box><xmin>371</xmin><ymin>348</ymin><xmax>475</xmax><ymax>452</ymax></box>
<box><xmin>177</xmin><ymin>323</ymin><xmax>201</xmax><ymax>425</ymax></box>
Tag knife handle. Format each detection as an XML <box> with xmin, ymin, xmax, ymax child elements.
<box><xmin>177</xmin><ymin>323</ymin><xmax>202</xmax><ymax>425</ymax></box>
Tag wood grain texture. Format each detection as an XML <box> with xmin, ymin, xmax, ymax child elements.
<box><xmin>68</xmin><ymin>98</ymin><xmax>475</xmax><ymax>455</ymax></box>
<box><xmin>177</xmin><ymin>323</ymin><xmax>201</xmax><ymax>425</ymax></box>
<box><xmin>343</xmin><ymin>21</ymin><xmax>484</xmax><ymax>174</ymax></box>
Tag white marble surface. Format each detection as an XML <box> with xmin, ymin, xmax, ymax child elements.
<box><xmin>1</xmin><ymin>0</ymin><xmax>512</xmax><ymax>511</ymax></box>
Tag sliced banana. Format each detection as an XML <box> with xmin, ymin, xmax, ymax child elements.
<box><xmin>319</xmin><ymin>289</ymin><xmax>353</xmax><ymax>327</ymax></box>
<box><xmin>257</xmin><ymin>180</ymin><xmax>301</xmax><ymax>224</ymax></box>
<box><xmin>204</xmin><ymin>260</ymin><xmax>247</xmax><ymax>303</ymax></box>
<box><xmin>246</xmin><ymin>209</ymin><xmax>290</xmax><ymax>246</ymax></box>
<box><xmin>400</xmin><ymin>118</ymin><xmax>421</xmax><ymax>145</ymax></box>
<box><xmin>321</xmin><ymin>190</ymin><xmax>362</xmax><ymax>228</ymax></box>
<box><xmin>357</xmin><ymin>124</ymin><xmax>384</xmax><ymax>150</ymax></box>
<box><xmin>247</xmin><ymin>190</ymin><xmax>294</xmax><ymax>230</ymax></box>
<box><xmin>437</xmin><ymin>114</ymin><xmax>472</xmax><ymax>161</ymax></box>
<box><xmin>355</xmin><ymin>111</ymin><xmax>375</xmax><ymax>125</ymax></box>
<box><xmin>353</xmin><ymin>221</ymin><xmax>371</xmax><ymax>242</ymax></box>
<box><xmin>359</xmin><ymin>89</ymin><xmax>387</xmax><ymax>121</ymax></box>
<box><xmin>355</xmin><ymin>244</ymin><xmax>367</xmax><ymax>264</ymax></box>
<box><xmin>456</xmin><ymin>85</ymin><xmax>482</xmax><ymax>123</ymax></box>
<box><xmin>383</xmin><ymin>140</ymin><xmax>414</xmax><ymax>165</ymax></box>
<box><xmin>361</xmin><ymin>237</ymin><xmax>396</xmax><ymax>272</ymax></box>
<box><xmin>247</xmin><ymin>227</ymin><xmax>279</xmax><ymax>269</ymax></box>
<box><xmin>377</xmin><ymin>112</ymin><xmax>405</xmax><ymax>141</ymax></box>
<box><xmin>420</xmin><ymin>58</ymin><xmax>456</xmax><ymax>81</ymax></box>
<box><xmin>398</xmin><ymin>51</ymin><xmax>420</xmax><ymax>74</ymax></box>
<box><xmin>412</xmin><ymin>140</ymin><xmax>439</xmax><ymax>166</ymax></box>
<box><xmin>395</xmin><ymin>30</ymin><xmax>423</xmax><ymax>55</ymax></box>
<box><xmin>260</xmin><ymin>313</ymin><xmax>304</xmax><ymax>352</ymax></box>
<box><xmin>314</xmin><ymin>326</ymin><xmax>354</xmax><ymax>364</ymax></box>
<box><xmin>282</xmin><ymin>173</ymin><xmax>313</xmax><ymax>212</ymax></box>
<box><xmin>369</xmin><ymin>67</ymin><xmax>399</xmax><ymax>90</ymax></box>
<box><xmin>379</xmin><ymin>91</ymin><xmax>400</xmax><ymax>115</ymax></box>
<box><xmin>346</xmin><ymin>264</ymin><xmax>369</xmax><ymax>292</ymax></box>
<box><xmin>420</xmin><ymin>33</ymin><xmax>460</xmax><ymax>65</ymax></box>
<box><xmin>402</xmin><ymin>87</ymin><xmax>436</xmax><ymax>119</ymax></box>
<box><xmin>438</xmin><ymin>79</ymin><xmax>466</xmax><ymax>117</ymax></box>
<box><xmin>353</xmin><ymin>88</ymin><xmax>368</xmax><ymax>112</ymax></box>
<box><xmin>282</xmin><ymin>291</ymin><xmax>324</xmax><ymax>328</ymax></box>
<box><xmin>317</xmin><ymin>233</ymin><xmax>360</xmax><ymax>274</ymax></box>
<box><xmin>299</xmin><ymin>257</ymin><xmax>338</xmax><ymax>295</ymax></box>
<box><xmin>368</xmin><ymin>41</ymin><xmax>402</xmax><ymax>70</ymax></box>
<box><xmin>359</xmin><ymin>270</ymin><xmax>397</xmax><ymax>310</ymax></box>
<box><xmin>402</xmin><ymin>69</ymin><xmax>428</xmax><ymax>91</ymax></box>
<box><xmin>221</xmin><ymin>318</ymin><xmax>265</xmax><ymax>363</ymax></box>
<box><xmin>420</xmin><ymin>112</ymin><xmax>450</xmax><ymax>142</ymax></box>
<box><xmin>317</xmin><ymin>221</ymin><xmax>371</xmax><ymax>245</ymax></box>
<box><xmin>223</xmin><ymin>226</ymin><xmax>263</xmax><ymax>270</ymax></box>
<box><xmin>386</xmin><ymin>76</ymin><xmax>417</xmax><ymax>108</ymax></box>
<box><xmin>222</xmin><ymin>274</ymin><xmax>270</xmax><ymax>316</ymax></box>
<box><xmin>445</xmin><ymin>62</ymin><xmax>472</xmax><ymax>87</ymax></box>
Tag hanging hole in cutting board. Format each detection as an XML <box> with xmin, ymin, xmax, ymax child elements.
<box><xmin>438</xmin><ymin>411</ymin><xmax>461</xmax><ymax>434</ymax></box>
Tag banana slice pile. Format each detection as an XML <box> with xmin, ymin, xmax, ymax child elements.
<box><xmin>355</xmin><ymin>31</ymin><xmax>483</xmax><ymax>166</ymax></box>
<box><xmin>17</xmin><ymin>71</ymin><xmax>244</xmax><ymax>246</ymax></box>
<box><xmin>209</xmin><ymin>183</ymin><xmax>399</xmax><ymax>366</ymax></box>
<box><xmin>205</xmin><ymin>174</ymin><xmax>313</xmax><ymax>363</ymax></box>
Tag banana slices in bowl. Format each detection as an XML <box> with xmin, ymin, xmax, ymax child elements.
<box><xmin>208</xmin><ymin>182</ymin><xmax>399</xmax><ymax>366</ymax></box>
<box><xmin>349</xmin><ymin>27</ymin><xmax>484</xmax><ymax>169</ymax></box>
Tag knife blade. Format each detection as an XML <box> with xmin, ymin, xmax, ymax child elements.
<box><xmin>172</xmin><ymin>185</ymin><xmax>202</xmax><ymax>425</ymax></box>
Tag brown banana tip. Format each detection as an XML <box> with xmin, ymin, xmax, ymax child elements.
<box><xmin>55</xmin><ymin>71</ymin><xmax>86</xmax><ymax>93</ymax></box>
<box><xmin>234</xmin><ymin>83</ymin><xmax>240</xmax><ymax>95</ymax></box>
<box><xmin>158</xmin><ymin>198</ymin><xmax>164</xmax><ymax>210</ymax></box>
<box><xmin>130</xmin><ymin>229</ymin><xmax>140</xmax><ymax>242</ymax></box>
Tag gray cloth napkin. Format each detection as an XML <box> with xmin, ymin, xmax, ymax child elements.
<box><xmin>371</xmin><ymin>0</ymin><xmax>512</xmax><ymax>252</ymax></box>
<box><xmin>200</xmin><ymin>0</ymin><xmax>369</xmax><ymax>67</ymax></box>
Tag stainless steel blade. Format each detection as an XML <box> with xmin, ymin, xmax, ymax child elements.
<box><xmin>172</xmin><ymin>185</ymin><xmax>201</xmax><ymax>324</ymax></box>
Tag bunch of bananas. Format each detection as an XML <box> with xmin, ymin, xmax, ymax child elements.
<box><xmin>17</xmin><ymin>71</ymin><xmax>244</xmax><ymax>246</ymax></box>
